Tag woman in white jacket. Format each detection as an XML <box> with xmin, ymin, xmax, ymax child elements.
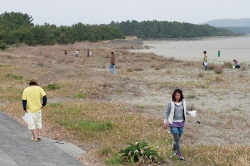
<box><xmin>163</xmin><ymin>89</ymin><xmax>196</xmax><ymax>160</ymax></box>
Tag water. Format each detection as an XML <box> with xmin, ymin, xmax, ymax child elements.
<box><xmin>131</xmin><ymin>36</ymin><xmax>250</xmax><ymax>63</ymax></box>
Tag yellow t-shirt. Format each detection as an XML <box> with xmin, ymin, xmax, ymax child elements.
<box><xmin>22</xmin><ymin>86</ymin><xmax>46</xmax><ymax>113</ymax></box>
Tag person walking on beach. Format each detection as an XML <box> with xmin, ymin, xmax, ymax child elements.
<box><xmin>75</xmin><ymin>49</ymin><xmax>79</xmax><ymax>57</ymax></box>
<box><xmin>87</xmin><ymin>49</ymin><xmax>91</xmax><ymax>57</ymax></box>
<box><xmin>218</xmin><ymin>50</ymin><xmax>220</xmax><ymax>58</ymax></box>
<box><xmin>163</xmin><ymin>89</ymin><xmax>197</xmax><ymax>160</ymax></box>
<box><xmin>64</xmin><ymin>50</ymin><xmax>67</xmax><ymax>56</ymax></box>
<box><xmin>22</xmin><ymin>78</ymin><xmax>47</xmax><ymax>142</ymax></box>
<box><xmin>203</xmin><ymin>51</ymin><xmax>208</xmax><ymax>70</ymax></box>
<box><xmin>110</xmin><ymin>52</ymin><xmax>116</xmax><ymax>74</ymax></box>
<box><xmin>233</xmin><ymin>59</ymin><xmax>241</xmax><ymax>68</ymax></box>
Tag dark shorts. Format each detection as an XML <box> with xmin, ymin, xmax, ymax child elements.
<box><xmin>170</xmin><ymin>127</ymin><xmax>184</xmax><ymax>134</ymax></box>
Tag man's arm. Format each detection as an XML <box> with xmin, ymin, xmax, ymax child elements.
<box><xmin>22</xmin><ymin>100</ymin><xmax>27</xmax><ymax>113</ymax></box>
<box><xmin>42</xmin><ymin>95</ymin><xmax>47</xmax><ymax>107</ymax></box>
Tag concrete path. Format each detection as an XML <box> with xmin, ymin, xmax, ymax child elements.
<box><xmin>0</xmin><ymin>111</ymin><xmax>86</xmax><ymax>166</ymax></box>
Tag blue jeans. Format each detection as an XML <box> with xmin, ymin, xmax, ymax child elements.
<box><xmin>76</xmin><ymin>54</ymin><xmax>78</xmax><ymax>57</ymax></box>
<box><xmin>110</xmin><ymin>64</ymin><xmax>116</xmax><ymax>74</ymax></box>
<box><xmin>170</xmin><ymin>127</ymin><xmax>184</xmax><ymax>134</ymax></box>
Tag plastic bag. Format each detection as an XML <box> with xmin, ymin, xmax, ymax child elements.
<box><xmin>189</xmin><ymin>110</ymin><xmax>197</xmax><ymax>117</ymax></box>
<box><xmin>22</xmin><ymin>112</ymin><xmax>34</xmax><ymax>125</ymax></box>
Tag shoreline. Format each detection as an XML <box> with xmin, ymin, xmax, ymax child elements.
<box><xmin>130</xmin><ymin>35</ymin><xmax>250</xmax><ymax>63</ymax></box>
<box><xmin>143</xmin><ymin>34</ymin><xmax>249</xmax><ymax>42</ymax></box>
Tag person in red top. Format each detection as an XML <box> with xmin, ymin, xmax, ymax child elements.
<box><xmin>233</xmin><ymin>59</ymin><xmax>241</xmax><ymax>68</ymax></box>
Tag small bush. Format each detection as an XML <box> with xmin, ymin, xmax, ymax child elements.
<box><xmin>154</xmin><ymin>66</ymin><xmax>161</xmax><ymax>70</ymax></box>
<box><xmin>166</xmin><ymin>57</ymin><xmax>175</xmax><ymax>62</ymax></box>
<box><xmin>214</xmin><ymin>65</ymin><xmax>224</xmax><ymax>74</ymax></box>
<box><xmin>214</xmin><ymin>76</ymin><xmax>224</xmax><ymax>82</ymax></box>
<box><xmin>77</xmin><ymin>92</ymin><xmax>86</xmax><ymax>98</ymax></box>
<box><xmin>50</xmin><ymin>103</ymin><xmax>61</xmax><ymax>107</ymax></box>
<box><xmin>134</xmin><ymin>67</ymin><xmax>143</xmax><ymax>71</ymax></box>
<box><xmin>127</xmin><ymin>68</ymin><xmax>134</xmax><ymax>72</ymax></box>
<box><xmin>184</xmin><ymin>61</ymin><xmax>194</xmax><ymax>66</ymax></box>
<box><xmin>46</xmin><ymin>83</ymin><xmax>60</xmax><ymax>90</ymax></box>
<box><xmin>0</xmin><ymin>42</ymin><xmax>8</xmax><ymax>50</ymax></box>
<box><xmin>5</xmin><ymin>73</ymin><xmax>23</xmax><ymax>80</ymax></box>
<box><xmin>241</xmin><ymin>65</ymin><xmax>247</xmax><ymax>71</ymax></box>
<box><xmin>117</xmin><ymin>142</ymin><xmax>162</xmax><ymax>164</ymax></box>
<box><xmin>208</xmin><ymin>63</ymin><xmax>216</xmax><ymax>70</ymax></box>
<box><xmin>37</xmin><ymin>61</ymin><xmax>44</xmax><ymax>67</ymax></box>
<box><xmin>223</xmin><ymin>61</ymin><xmax>232</xmax><ymax>68</ymax></box>
<box><xmin>5</xmin><ymin>55</ymin><xmax>12</xmax><ymax>59</ymax></box>
<box><xmin>197</xmin><ymin>72</ymin><xmax>204</xmax><ymax>77</ymax></box>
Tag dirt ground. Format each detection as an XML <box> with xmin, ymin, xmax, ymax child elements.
<box><xmin>1</xmin><ymin>40</ymin><xmax>250</xmax><ymax>165</ymax></box>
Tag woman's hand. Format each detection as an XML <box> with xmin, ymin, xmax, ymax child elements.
<box><xmin>163</xmin><ymin>123</ymin><xmax>168</xmax><ymax>129</ymax></box>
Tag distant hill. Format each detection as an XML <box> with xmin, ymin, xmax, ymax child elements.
<box><xmin>203</xmin><ymin>18</ymin><xmax>250</xmax><ymax>27</ymax></box>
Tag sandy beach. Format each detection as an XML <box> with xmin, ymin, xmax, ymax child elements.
<box><xmin>132</xmin><ymin>35</ymin><xmax>250</xmax><ymax>64</ymax></box>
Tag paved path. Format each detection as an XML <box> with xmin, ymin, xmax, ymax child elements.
<box><xmin>0</xmin><ymin>111</ymin><xmax>86</xmax><ymax>166</ymax></box>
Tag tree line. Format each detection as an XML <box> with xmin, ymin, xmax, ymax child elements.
<box><xmin>0</xmin><ymin>12</ymin><xmax>236</xmax><ymax>50</ymax></box>
<box><xmin>0</xmin><ymin>12</ymin><xmax>125</xmax><ymax>50</ymax></box>
<box><xmin>109</xmin><ymin>20</ymin><xmax>235</xmax><ymax>39</ymax></box>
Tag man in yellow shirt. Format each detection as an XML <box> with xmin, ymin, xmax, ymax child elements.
<box><xmin>22</xmin><ymin>78</ymin><xmax>47</xmax><ymax>142</ymax></box>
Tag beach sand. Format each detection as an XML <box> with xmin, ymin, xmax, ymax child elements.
<box><xmin>132</xmin><ymin>36</ymin><xmax>250</xmax><ymax>64</ymax></box>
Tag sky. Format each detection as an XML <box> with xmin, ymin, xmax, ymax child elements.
<box><xmin>1</xmin><ymin>0</ymin><xmax>250</xmax><ymax>26</ymax></box>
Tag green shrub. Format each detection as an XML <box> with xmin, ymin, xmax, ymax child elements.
<box><xmin>77</xmin><ymin>92</ymin><xmax>86</xmax><ymax>98</ymax></box>
<box><xmin>50</xmin><ymin>103</ymin><xmax>61</xmax><ymax>107</ymax></box>
<box><xmin>5</xmin><ymin>73</ymin><xmax>23</xmax><ymax>80</ymax></box>
<box><xmin>0</xmin><ymin>42</ymin><xmax>8</xmax><ymax>50</ymax></box>
<box><xmin>46</xmin><ymin>83</ymin><xmax>60</xmax><ymax>90</ymax></box>
<box><xmin>117</xmin><ymin>141</ymin><xmax>162</xmax><ymax>164</ymax></box>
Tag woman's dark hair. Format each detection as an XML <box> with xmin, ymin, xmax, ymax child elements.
<box><xmin>203</xmin><ymin>51</ymin><xmax>206</xmax><ymax>54</ymax></box>
<box><xmin>172</xmin><ymin>89</ymin><xmax>184</xmax><ymax>102</ymax></box>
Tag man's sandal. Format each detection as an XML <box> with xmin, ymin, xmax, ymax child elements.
<box><xmin>37</xmin><ymin>137</ymin><xmax>41</xmax><ymax>141</ymax></box>
<box><xmin>31</xmin><ymin>138</ymin><xmax>37</xmax><ymax>142</ymax></box>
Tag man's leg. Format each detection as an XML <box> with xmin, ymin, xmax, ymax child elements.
<box><xmin>37</xmin><ymin>129</ymin><xmax>41</xmax><ymax>138</ymax></box>
<box><xmin>31</xmin><ymin>129</ymin><xmax>37</xmax><ymax>139</ymax></box>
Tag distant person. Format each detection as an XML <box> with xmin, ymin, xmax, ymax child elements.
<box><xmin>203</xmin><ymin>51</ymin><xmax>208</xmax><ymax>70</ymax></box>
<box><xmin>110</xmin><ymin>52</ymin><xmax>116</xmax><ymax>74</ymax></box>
<box><xmin>64</xmin><ymin>50</ymin><xmax>67</xmax><ymax>56</ymax></box>
<box><xmin>218</xmin><ymin>50</ymin><xmax>220</xmax><ymax>58</ymax></box>
<box><xmin>163</xmin><ymin>89</ymin><xmax>197</xmax><ymax>160</ymax></box>
<box><xmin>22</xmin><ymin>78</ymin><xmax>47</xmax><ymax>142</ymax></box>
<box><xmin>75</xmin><ymin>49</ymin><xmax>79</xmax><ymax>57</ymax></box>
<box><xmin>87</xmin><ymin>49</ymin><xmax>91</xmax><ymax>57</ymax></box>
<box><xmin>233</xmin><ymin>59</ymin><xmax>241</xmax><ymax>68</ymax></box>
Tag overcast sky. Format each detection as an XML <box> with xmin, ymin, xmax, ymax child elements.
<box><xmin>1</xmin><ymin>0</ymin><xmax>250</xmax><ymax>26</ymax></box>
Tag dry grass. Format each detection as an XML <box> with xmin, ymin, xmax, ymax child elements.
<box><xmin>214</xmin><ymin>65</ymin><xmax>224</xmax><ymax>74</ymax></box>
<box><xmin>223</xmin><ymin>61</ymin><xmax>233</xmax><ymax>68</ymax></box>
<box><xmin>1</xmin><ymin>41</ymin><xmax>250</xmax><ymax>165</ymax></box>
